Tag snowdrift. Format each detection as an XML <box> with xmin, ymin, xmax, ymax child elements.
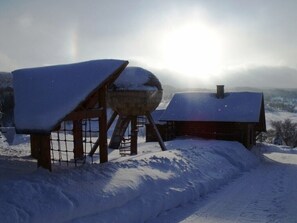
<box><xmin>0</xmin><ymin>139</ymin><xmax>259</xmax><ymax>223</ymax></box>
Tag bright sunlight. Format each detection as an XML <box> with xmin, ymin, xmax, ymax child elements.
<box><xmin>161</xmin><ymin>22</ymin><xmax>223</xmax><ymax>83</ymax></box>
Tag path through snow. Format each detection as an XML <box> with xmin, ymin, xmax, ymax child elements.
<box><xmin>150</xmin><ymin>144</ymin><xmax>297</xmax><ymax>223</ymax></box>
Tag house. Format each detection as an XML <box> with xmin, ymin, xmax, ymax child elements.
<box><xmin>13</xmin><ymin>59</ymin><xmax>128</xmax><ymax>170</ymax></box>
<box><xmin>159</xmin><ymin>85</ymin><xmax>266</xmax><ymax>149</ymax></box>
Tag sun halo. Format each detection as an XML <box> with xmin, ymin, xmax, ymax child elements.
<box><xmin>161</xmin><ymin>23</ymin><xmax>223</xmax><ymax>84</ymax></box>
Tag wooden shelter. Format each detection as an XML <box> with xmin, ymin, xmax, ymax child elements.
<box><xmin>105</xmin><ymin>67</ymin><xmax>166</xmax><ymax>155</ymax></box>
<box><xmin>13</xmin><ymin>59</ymin><xmax>128</xmax><ymax>170</ymax></box>
<box><xmin>159</xmin><ymin>86</ymin><xmax>266</xmax><ymax>149</ymax></box>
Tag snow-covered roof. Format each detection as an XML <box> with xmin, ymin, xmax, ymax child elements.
<box><xmin>160</xmin><ymin>92</ymin><xmax>264</xmax><ymax>123</ymax></box>
<box><xmin>13</xmin><ymin>59</ymin><xmax>128</xmax><ymax>133</ymax></box>
<box><xmin>110</xmin><ymin>67</ymin><xmax>162</xmax><ymax>91</ymax></box>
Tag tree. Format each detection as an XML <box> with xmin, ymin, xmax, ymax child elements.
<box><xmin>271</xmin><ymin>119</ymin><xmax>297</xmax><ymax>148</ymax></box>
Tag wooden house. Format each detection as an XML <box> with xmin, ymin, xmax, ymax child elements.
<box><xmin>13</xmin><ymin>59</ymin><xmax>128</xmax><ymax>170</ymax></box>
<box><xmin>159</xmin><ymin>86</ymin><xmax>266</xmax><ymax>149</ymax></box>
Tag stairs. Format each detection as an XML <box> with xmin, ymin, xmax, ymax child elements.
<box><xmin>109</xmin><ymin>116</ymin><xmax>130</xmax><ymax>149</ymax></box>
<box><xmin>119</xmin><ymin>135</ymin><xmax>131</xmax><ymax>156</ymax></box>
<box><xmin>109</xmin><ymin>116</ymin><xmax>147</xmax><ymax>156</ymax></box>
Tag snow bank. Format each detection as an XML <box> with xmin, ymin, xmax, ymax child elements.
<box><xmin>0</xmin><ymin>139</ymin><xmax>259</xmax><ymax>223</ymax></box>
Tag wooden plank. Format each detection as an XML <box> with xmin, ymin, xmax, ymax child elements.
<box><xmin>30</xmin><ymin>134</ymin><xmax>40</xmax><ymax>159</ymax></box>
<box><xmin>73</xmin><ymin>120</ymin><xmax>84</xmax><ymax>159</ymax></box>
<box><xmin>98</xmin><ymin>87</ymin><xmax>108</xmax><ymax>163</ymax></box>
<box><xmin>36</xmin><ymin>134</ymin><xmax>52</xmax><ymax>171</ymax></box>
<box><xmin>109</xmin><ymin>116</ymin><xmax>130</xmax><ymax>149</ymax></box>
<box><xmin>146</xmin><ymin>113</ymin><xmax>166</xmax><ymax>151</ymax></box>
<box><xmin>107</xmin><ymin>111</ymin><xmax>118</xmax><ymax>130</ymax></box>
<box><xmin>89</xmin><ymin>111</ymin><xmax>118</xmax><ymax>156</ymax></box>
<box><xmin>130</xmin><ymin>116</ymin><xmax>138</xmax><ymax>155</ymax></box>
<box><xmin>63</xmin><ymin>108</ymin><xmax>103</xmax><ymax>121</ymax></box>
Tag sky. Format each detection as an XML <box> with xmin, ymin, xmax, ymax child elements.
<box><xmin>1</xmin><ymin>0</ymin><xmax>297</xmax><ymax>88</ymax></box>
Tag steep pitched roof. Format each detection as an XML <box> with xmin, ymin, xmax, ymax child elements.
<box><xmin>160</xmin><ymin>92</ymin><xmax>265</xmax><ymax>124</ymax></box>
<box><xmin>13</xmin><ymin>59</ymin><xmax>128</xmax><ymax>133</ymax></box>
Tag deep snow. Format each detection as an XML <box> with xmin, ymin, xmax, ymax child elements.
<box><xmin>150</xmin><ymin>144</ymin><xmax>297</xmax><ymax>223</ymax></box>
<box><xmin>0</xmin><ymin>137</ymin><xmax>260</xmax><ymax>223</ymax></box>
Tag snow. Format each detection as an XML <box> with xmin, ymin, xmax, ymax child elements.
<box><xmin>0</xmin><ymin>138</ymin><xmax>259</xmax><ymax>223</ymax></box>
<box><xmin>12</xmin><ymin>59</ymin><xmax>128</xmax><ymax>134</ymax></box>
<box><xmin>150</xmin><ymin>144</ymin><xmax>297</xmax><ymax>223</ymax></box>
<box><xmin>2</xmin><ymin>132</ymin><xmax>297</xmax><ymax>222</ymax></box>
<box><xmin>160</xmin><ymin>92</ymin><xmax>264</xmax><ymax>123</ymax></box>
<box><xmin>111</xmin><ymin>67</ymin><xmax>161</xmax><ymax>91</ymax></box>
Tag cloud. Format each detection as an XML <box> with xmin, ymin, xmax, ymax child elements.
<box><xmin>149</xmin><ymin>65</ymin><xmax>297</xmax><ymax>89</ymax></box>
<box><xmin>220</xmin><ymin>66</ymin><xmax>297</xmax><ymax>89</ymax></box>
<box><xmin>0</xmin><ymin>0</ymin><xmax>297</xmax><ymax>92</ymax></box>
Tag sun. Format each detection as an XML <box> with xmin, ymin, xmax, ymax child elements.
<box><xmin>160</xmin><ymin>22</ymin><xmax>223</xmax><ymax>83</ymax></box>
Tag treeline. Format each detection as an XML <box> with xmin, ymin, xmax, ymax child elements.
<box><xmin>0</xmin><ymin>87</ymin><xmax>14</xmax><ymax>126</ymax></box>
<box><xmin>264</xmin><ymin>88</ymin><xmax>297</xmax><ymax>113</ymax></box>
<box><xmin>262</xmin><ymin>119</ymin><xmax>297</xmax><ymax>148</ymax></box>
<box><xmin>266</xmin><ymin>101</ymin><xmax>296</xmax><ymax>112</ymax></box>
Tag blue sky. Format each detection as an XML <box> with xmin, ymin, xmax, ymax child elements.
<box><xmin>1</xmin><ymin>0</ymin><xmax>297</xmax><ymax>88</ymax></box>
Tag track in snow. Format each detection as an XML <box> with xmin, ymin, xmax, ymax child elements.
<box><xmin>150</xmin><ymin>146</ymin><xmax>297</xmax><ymax>223</ymax></box>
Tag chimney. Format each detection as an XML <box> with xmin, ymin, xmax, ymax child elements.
<box><xmin>216</xmin><ymin>85</ymin><xmax>224</xmax><ymax>99</ymax></box>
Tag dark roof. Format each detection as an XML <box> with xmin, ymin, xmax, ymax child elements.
<box><xmin>13</xmin><ymin>59</ymin><xmax>128</xmax><ymax>133</ymax></box>
<box><xmin>160</xmin><ymin>92</ymin><xmax>266</xmax><ymax>125</ymax></box>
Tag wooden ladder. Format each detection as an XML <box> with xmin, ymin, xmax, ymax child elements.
<box><xmin>119</xmin><ymin>135</ymin><xmax>131</xmax><ymax>156</ymax></box>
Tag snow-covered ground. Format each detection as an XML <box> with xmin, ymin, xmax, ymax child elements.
<box><xmin>1</xmin><ymin>134</ymin><xmax>297</xmax><ymax>222</ymax></box>
<box><xmin>150</xmin><ymin>144</ymin><xmax>297</xmax><ymax>223</ymax></box>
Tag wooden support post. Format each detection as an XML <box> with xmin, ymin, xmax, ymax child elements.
<box><xmin>99</xmin><ymin>87</ymin><xmax>108</xmax><ymax>163</ymax></box>
<box><xmin>130</xmin><ymin>116</ymin><xmax>138</xmax><ymax>155</ymax></box>
<box><xmin>73</xmin><ymin>120</ymin><xmax>84</xmax><ymax>159</ymax></box>
<box><xmin>107</xmin><ymin>111</ymin><xmax>118</xmax><ymax>130</ymax></box>
<box><xmin>30</xmin><ymin>134</ymin><xmax>40</xmax><ymax>159</ymax></box>
<box><xmin>146</xmin><ymin>112</ymin><xmax>167</xmax><ymax>151</ymax></box>
<box><xmin>89</xmin><ymin>111</ymin><xmax>118</xmax><ymax>156</ymax></box>
<box><xmin>31</xmin><ymin>134</ymin><xmax>52</xmax><ymax>171</ymax></box>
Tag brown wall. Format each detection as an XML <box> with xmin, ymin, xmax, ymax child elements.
<box><xmin>146</xmin><ymin>121</ymin><xmax>257</xmax><ymax>149</ymax></box>
<box><xmin>146</xmin><ymin>122</ymin><xmax>175</xmax><ymax>142</ymax></box>
<box><xmin>175</xmin><ymin>121</ymin><xmax>256</xmax><ymax>149</ymax></box>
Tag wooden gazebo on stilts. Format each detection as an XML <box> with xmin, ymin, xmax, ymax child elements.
<box><xmin>89</xmin><ymin>67</ymin><xmax>166</xmax><ymax>156</ymax></box>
